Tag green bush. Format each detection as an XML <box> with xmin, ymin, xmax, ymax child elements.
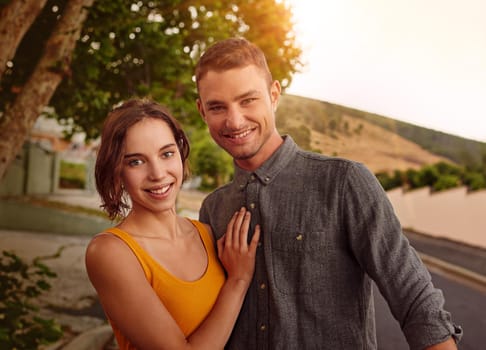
<box><xmin>433</xmin><ymin>174</ymin><xmax>461</xmax><ymax>192</ymax></box>
<box><xmin>0</xmin><ymin>251</ymin><xmax>63</xmax><ymax>349</ymax></box>
<box><xmin>59</xmin><ymin>160</ymin><xmax>86</xmax><ymax>189</ymax></box>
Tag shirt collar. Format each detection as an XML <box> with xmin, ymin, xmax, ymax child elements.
<box><xmin>233</xmin><ymin>135</ymin><xmax>297</xmax><ymax>190</ymax></box>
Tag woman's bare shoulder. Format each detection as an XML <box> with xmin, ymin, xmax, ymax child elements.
<box><xmin>85</xmin><ymin>232</ymin><xmax>135</xmax><ymax>274</ymax></box>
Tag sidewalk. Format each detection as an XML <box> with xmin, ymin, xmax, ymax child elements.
<box><xmin>0</xmin><ymin>229</ymin><xmax>108</xmax><ymax>349</ymax></box>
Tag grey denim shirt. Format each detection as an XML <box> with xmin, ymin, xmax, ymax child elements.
<box><xmin>199</xmin><ymin>136</ymin><xmax>461</xmax><ymax>349</ymax></box>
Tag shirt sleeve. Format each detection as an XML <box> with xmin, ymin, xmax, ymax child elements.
<box><xmin>342</xmin><ymin>162</ymin><xmax>462</xmax><ymax>349</ymax></box>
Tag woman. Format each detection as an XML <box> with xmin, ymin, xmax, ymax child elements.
<box><xmin>85</xmin><ymin>99</ymin><xmax>260</xmax><ymax>349</ymax></box>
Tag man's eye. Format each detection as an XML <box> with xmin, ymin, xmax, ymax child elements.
<box><xmin>208</xmin><ymin>105</ymin><xmax>224</xmax><ymax>112</ymax></box>
<box><xmin>242</xmin><ymin>98</ymin><xmax>256</xmax><ymax>105</ymax></box>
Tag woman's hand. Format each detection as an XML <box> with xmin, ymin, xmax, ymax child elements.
<box><xmin>217</xmin><ymin>207</ymin><xmax>261</xmax><ymax>285</ymax></box>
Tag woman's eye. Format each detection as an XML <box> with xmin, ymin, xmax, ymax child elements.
<box><xmin>162</xmin><ymin>151</ymin><xmax>175</xmax><ymax>158</ymax></box>
<box><xmin>127</xmin><ymin>159</ymin><xmax>143</xmax><ymax>167</ymax></box>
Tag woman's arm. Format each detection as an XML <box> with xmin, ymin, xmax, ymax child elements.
<box><xmin>85</xmin><ymin>207</ymin><xmax>259</xmax><ymax>350</ymax></box>
<box><xmin>188</xmin><ymin>207</ymin><xmax>260</xmax><ymax>348</ymax></box>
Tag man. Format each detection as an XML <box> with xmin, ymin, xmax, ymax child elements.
<box><xmin>195</xmin><ymin>37</ymin><xmax>462</xmax><ymax>349</ymax></box>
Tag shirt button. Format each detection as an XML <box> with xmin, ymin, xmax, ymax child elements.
<box><xmin>249</xmin><ymin>203</ymin><xmax>256</xmax><ymax>209</ymax></box>
<box><xmin>250</xmin><ymin>175</ymin><xmax>256</xmax><ymax>181</ymax></box>
<box><xmin>260</xmin><ymin>283</ymin><xmax>266</xmax><ymax>289</ymax></box>
<box><xmin>264</xmin><ymin>176</ymin><xmax>270</xmax><ymax>182</ymax></box>
<box><xmin>260</xmin><ymin>324</ymin><xmax>266</xmax><ymax>331</ymax></box>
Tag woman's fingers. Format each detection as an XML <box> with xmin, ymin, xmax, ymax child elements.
<box><xmin>225</xmin><ymin>211</ymin><xmax>238</xmax><ymax>247</ymax></box>
<box><xmin>227</xmin><ymin>208</ymin><xmax>245</xmax><ymax>248</ymax></box>
<box><xmin>239</xmin><ymin>210</ymin><xmax>251</xmax><ymax>249</ymax></box>
<box><xmin>249</xmin><ymin>224</ymin><xmax>261</xmax><ymax>252</ymax></box>
<box><xmin>224</xmin><ymin>207</ymin><xmax>260</xmax><ymax>252</ymax></box>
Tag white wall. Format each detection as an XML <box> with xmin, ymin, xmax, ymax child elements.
<box><xmin>387</xmin><ymin>187</ymin><xmax>486</xmax><ymax>249</ymax></box>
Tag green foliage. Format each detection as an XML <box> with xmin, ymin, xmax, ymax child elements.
<box><xmin>463</xmin><ymin>172</ymin><xmax>486</xmax><ymax>191</ymax></box>
<box><xmin>375</xmin><ymin>171</ymin><xmax>403</xmax><ymax>191</ymax></box>
<box><xmin>188</xmin><ymin>128</ymin><xmax>233</xmax><ymax>190</ymax></box>
<box><xmin>433</xmin><ymin>174</ymin><xmax>461</xmax><ymax>192</ymax></box>
<box><xmin>375</xmin><ymin>161</ymin><xmax>486</xmax><ymax>192</ymax></box>
<box><xmin>59</xmin><ymin>160</ymin><xmax>86</xmax><ymax>189</ymax></box>
<box><xmin>0</xmin><ymin>251</ymin><xmax>63</xmax><ymax>349</ymax></box>
<box><xmin>1</xmin><ymin>0</ymin><xmax>301</xmax><ymax>141</ymax></box>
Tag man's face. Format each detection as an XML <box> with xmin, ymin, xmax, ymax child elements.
<box><xmin>197</xmin><ymin>65</ymin><xmax>282</xmax><ymax>170</ymax></box>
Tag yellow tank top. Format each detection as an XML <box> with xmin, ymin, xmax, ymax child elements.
<box><xmin>105</xmin><ymin>219</ymin><xmax>226</xmax><ymax>350</ymax></box>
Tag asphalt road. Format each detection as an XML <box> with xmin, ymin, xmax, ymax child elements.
<box><xmin>375</xmin><ymin>232</ymin><xmax>486</xmax><ymax>350</ymax></box>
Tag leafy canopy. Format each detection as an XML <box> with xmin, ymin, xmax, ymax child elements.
<box><xmin>1</xmin><ymin>0</ymin><xmax>302</xmax><ymax>140</ymax></box>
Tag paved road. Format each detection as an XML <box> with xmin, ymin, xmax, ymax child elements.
<box><xmin>373</xmin><ymin>231</ymin><xmax>486</xmax><ymax>349</ymax></box>
<box><xmin>375</xmin><ymin>271</ymin><xmax>485</xmax><ymax>350</ymax></box>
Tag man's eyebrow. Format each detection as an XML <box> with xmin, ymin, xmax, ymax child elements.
<box><xmin>205</xmin><ymin>90</ymin><xmax>261</xmax><ymax>107</ymax></box>
<box><xmin>123</xmin><ymin>143</ymin><xmax>176</xmax><ymax>158</ymax></box>
<box><xmin>236</xmin><ymin>90</ymin><xmax>260</xmax><ymax>100</ymax></box>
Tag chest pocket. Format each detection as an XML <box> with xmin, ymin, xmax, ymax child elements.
<box><xmin>270</xmin><ymin>230</ymin><xmax>328</xmax><ymax>295</ymax></box>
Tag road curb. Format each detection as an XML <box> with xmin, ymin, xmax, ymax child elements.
<box><xmin>61</xmin><ymin>324</ymin><xmax>114</xmax><ymax>350</ymax></box>
<box><xmin>419</xmin><ymin>252</ymin><xmax>486</xmax><ymax>289</ymax></box>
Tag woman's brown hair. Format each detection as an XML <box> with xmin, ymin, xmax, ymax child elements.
<box><xmin>95</xmin><ymin>99</ymin><xmax>190</xmax><ymax>220</ymax></box>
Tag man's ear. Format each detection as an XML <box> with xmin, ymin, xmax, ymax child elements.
<box><xmin>270</xmin><ymin>80</ymin><xmax>281</xmax><ymax>112</ymax></box>
<box><xmin>196</xmin><ymin>98</ymin><xmax>207</xmax><ymax>122</ymax></box>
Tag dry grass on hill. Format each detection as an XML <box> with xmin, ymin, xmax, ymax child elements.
<box><xmin>310</xmin><ymin>115</ymin><xmax>449</xmax><ymax>173</ymax></box>
<box><xmin>277</xmin><ymin>94</ymin><xmax>450</xmax><ymax>174</ymax></box>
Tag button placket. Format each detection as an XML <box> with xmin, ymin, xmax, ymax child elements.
<box><xmin>245</xmin><ymin>176</ymin><xmax>268</xmax><ymax>347</ymax></box>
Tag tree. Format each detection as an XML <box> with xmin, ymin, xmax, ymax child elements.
<box><xmin>0</xmin><ymin>0</ymin><xmax>94</xmax><ymax>180</ymax></box>
<box><xmin>0</xmin><ymin>0</ymin><xmax>48</xmax><ymax>78</ymax></box>
<box><xmin>0</xmin><ymin>0</ymin><xmax>302</xmax><ymax>181</ymax></box>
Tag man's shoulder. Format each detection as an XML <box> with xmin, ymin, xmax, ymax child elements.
<box><xmin>201</xmin><ymin>182</ymin><xmax>234</xmax><ymax>203</ymax></box>
<box><xmin>295</xmin><ymin>148</ymin><xmax>365</xmax><ymax>170</ymax></box>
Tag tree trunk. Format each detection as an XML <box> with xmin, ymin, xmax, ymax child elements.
<box><xmin>0</xmin><ymin>0</ymin><xmax>48</xmax><ymax>79</ymax></box>
<box><xmin>0</xmin><ymin>0</ymin><xmax>95</xmax><ymax>180</ymax></box>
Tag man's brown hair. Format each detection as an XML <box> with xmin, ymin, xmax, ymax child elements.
<box><xmin>195</xmin><ymin>37</ymin><xmax>273</xmax><ymax>90</ymax></box>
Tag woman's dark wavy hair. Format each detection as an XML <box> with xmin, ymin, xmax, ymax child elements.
<box><xmin>95</xmin><ymin>99</ymin><xmax>190</xmax><ymax>220</ymax></box>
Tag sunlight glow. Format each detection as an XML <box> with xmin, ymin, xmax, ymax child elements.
<box><xmin>285</xmin><ymin>0</ymin><xmax>486</xmax><ymax>142</ymax></box>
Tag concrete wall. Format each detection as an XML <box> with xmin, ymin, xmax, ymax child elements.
<box><xmin>387</xmin><ymin>187</ymin><xmax>486</xmax><ymax>249</ymax></box>
<box><xmin>25</xmin><ymin>142</ymin><xmax>56</xmax><ymax>194</ymax></box>
<box><xmin>0</xmin><ymin>142</ymin><xmax>95</xmax><ymax>196</ymax></box>
<box><xmin>0</xmin><ymin>146</ymin><xmax>26</xmax><ymax>196</ymax></box>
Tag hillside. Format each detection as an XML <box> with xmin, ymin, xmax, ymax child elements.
<box><xmin>276</xmin><ymin>94</ymin><xmax>486</xmax><ymax>173</ymax></box>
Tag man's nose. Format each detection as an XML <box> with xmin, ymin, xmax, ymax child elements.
<box><xmin>225</xmin><ymin>106</ymin><xmax>245</xmax><ymax>129</ymax></box>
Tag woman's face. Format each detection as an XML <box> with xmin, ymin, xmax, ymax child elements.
<box><xmin>120</xmin><ymin>117</ymin><xmax>183</xmax><ymax>215</ymax></box>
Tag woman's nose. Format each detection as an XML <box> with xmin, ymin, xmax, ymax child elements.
<box><xmin>148</xmin><ymin>161</ymin><xmax>165</xmax><ymax>180</ymax></box>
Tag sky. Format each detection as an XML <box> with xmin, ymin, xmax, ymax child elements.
<box><xmin>284</xmin><ymin>0</ymin><xmax>486</xmax><ymax>142</ymax></box>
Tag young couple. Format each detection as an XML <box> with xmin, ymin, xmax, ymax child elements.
<box><xmin>86</xmin><ymin>37</ymin><xmax>462</xmax><ymax>349</ymax></box>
